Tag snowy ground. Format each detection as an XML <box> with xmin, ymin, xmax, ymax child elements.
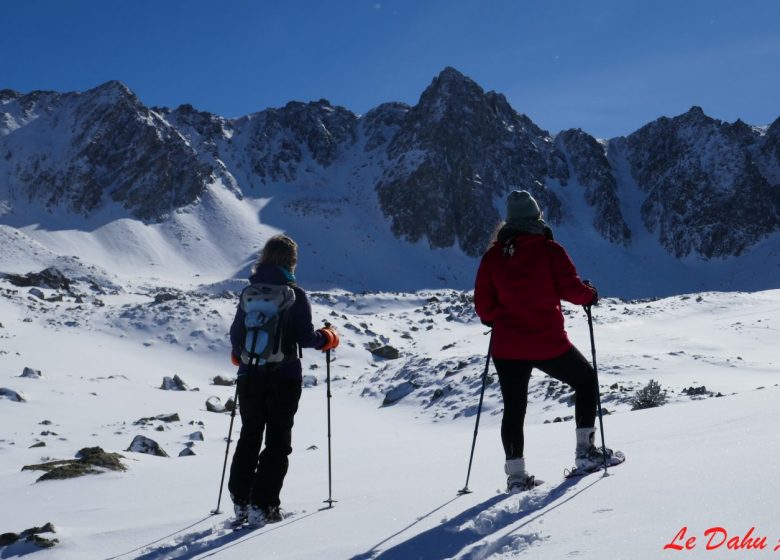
<box><xmin>2</xmin><ymin>270</ymin><xmax>779</xmax><ymax>559</ymax></box>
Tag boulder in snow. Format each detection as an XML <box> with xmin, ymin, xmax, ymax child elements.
<box><xmin>22</xmin><ymin>447</ymin><xmax>126</xmax><ymax>481</ymax></box>
<box><xmin>206</xmin><ymin>396</ymin><xmax>226</xmax><ymax>413</ymax></box>
<box><xmin>179</xmin><ymin>448</ymin><xmax>196</xmax><ymax>457</ymax></box>
<box><xmin>20</xmin><ymin>367</ymin><xmax>42</xmax><ymax>379</ymax></box>
<box><xmin>133</xmin><ymin>413</ymin><xmax>180</xmax><ymax>425</ymax></box>
<box><xmin>0</xmin><ymin>523</ymin><xmax>58</xmax><ymax>550</ymax></box>
<box><xmin>0</xmin><ymin>388</ymin><xmax>25</xmax><ymax>402</ymax></box>
<box><xmin>206</xmin><ymin>396</ymin><xmax>235</xmax><ymax>413</ymax></box>
<box><xmin>303</xmin><ymin>375</ymin><xmax>318</xmax><ymax>388</ymax></box>
<box><xmin>382</xmin><ymin>381</ymin><xmax>419</xmax><ymax>406</ymax></box>
<box><xmin>369</xmin><ymin>344</ymin><xmax>401</xmax><ymax>360</ymax></box>
<box><xmin>212</xmin><ymin>375</ymin><xmax>236</xmax><ymax>386</ymax></box>
<box><xmin>126</xmin><ymin>435</ymin><xmax>169</xmax><ymax>457</ymax></box>
<box><xmin>28</xmin><ymin>288</ymin><xmax>45</xmax><ymax>300</ymax></box>
<box><xmin>4</xmin><ymin>267</ymin><xmax>71</xmax><ymax>290</ymax></box>
<box><xmin>160</xmin><ymin>375</ymin><xmax>190</xmax><ymax>391</ymax></box>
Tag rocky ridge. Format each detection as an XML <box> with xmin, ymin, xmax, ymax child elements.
<box><xmin>2</xmin><ymin>69</ymin><xmax>779</xmax><ymax>260</ymax></box>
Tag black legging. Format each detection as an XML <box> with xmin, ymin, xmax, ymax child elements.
<box><xmin>493</xmin><ymin>346</ymin><xmax>597</xmax><ymax>460</ymax></box>
<box><xmin>228</xmin><ymin>373</ymin><xmax>302</xmax><ymax>508</ymax></box>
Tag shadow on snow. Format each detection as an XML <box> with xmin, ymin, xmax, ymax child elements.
<box><xmin>351</xmin><ymin>476</ymin><xmax>602</xmax><ymax>560</ymax></box>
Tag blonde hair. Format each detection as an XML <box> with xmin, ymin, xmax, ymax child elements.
<box><xmin>252</xmin><ymin>234</ymin><xmax>298</xmax><ymax>273</ymax></box>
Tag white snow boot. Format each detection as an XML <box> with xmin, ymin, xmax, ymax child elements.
<box><xmin>575</xmin><ymin>427</ymin><xmax>614</xmax><ymax>471</ymax></box>
<box><xmin>505</xmin><ymin>458</ymin><xmax>536</xmax><ymax>492</ymax></box>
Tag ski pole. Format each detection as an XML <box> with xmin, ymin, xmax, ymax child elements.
<box><xmin>211</xmin><ymin>379</ymin><xmax>240</xmax><ymax>514</ymax></box>
<box><xmin>584</xmin><ymin>305</ymin><xmax>609</xmax><ymax>475</ymax></box>
<box><xmin>458</xmin><ymin>331</ymin><xmax>493</xmax><ymax>495</ymax></box>
<box><xmin>323</xmin><ymin>322</ymin><xmax>337</xmax><ymax>508</ymax></box>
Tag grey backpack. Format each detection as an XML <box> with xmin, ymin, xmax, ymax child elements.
<box><xmin>239</xmin><ymin>283</ymin><xmax>296</xmax><ymax>367</ymax></box>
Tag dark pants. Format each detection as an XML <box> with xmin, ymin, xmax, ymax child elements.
<box><xmin>228</xmin><ymin>373</ymin><xmax>302</xmax><ymax>508</ymax></box>
<box><xmin>493</xmin><ymin>346</ymin><xmax>597</xmax><ymax>460</ymax></box>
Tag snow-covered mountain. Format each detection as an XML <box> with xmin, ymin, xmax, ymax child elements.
<box><xmin>1</xmin><ymin>68</ymin><xmax>779</xmax><ymax>296</ymax></box>
<box><xmin>3</xmin><ymin>67</ymin><xmax>780</xmax><ymax>559</ymax></box>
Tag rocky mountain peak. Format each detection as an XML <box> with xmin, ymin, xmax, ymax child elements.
<box><xmin>376</xmin><ymin>68</ymin><xmax>574</xmax><ymax>256</ymax></box>
<box><xmin>0</xmin><ymin>89</ymin><xmax>21</xmax><ymax>103</ymax></box>
<box><xmin>414</xmin><ymin>66</ymin><xmax>493</xmax><ymax>122</ymax></box>
<box><xmin>624</xmin><ymin>107</ymin><xmax>779</xmax><ymax>257</ymax></box>
<box><xmin>83</xmin><ymin>80</ymin><xmax>137</xmax><ymax>105</ymax></box>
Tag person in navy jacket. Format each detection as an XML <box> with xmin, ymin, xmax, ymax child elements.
<box><xmin>475</xmin><ymin>190</ymin><xmax>616</xmax><ymax>490</ymax></box>
<box><xmin>228</xmin><ymin>234</ymin><xmax>338</xmax><ymax>525</ymax></box>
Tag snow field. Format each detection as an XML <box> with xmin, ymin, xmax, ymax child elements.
<box><xmin>2</xmin><ymin>282</ymin><xmax>780</xmax><ymax>558</ymax></box>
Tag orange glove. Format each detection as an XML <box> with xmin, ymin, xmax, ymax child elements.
<box><xmin>231</xmin><ymin>352</ymin><xmax>241</xmax><ymax>367</ymax></box>
<box><xmin>317</xmin><ymin>326</ymin><xmax>340</xmax><ymax>351</ymax></box>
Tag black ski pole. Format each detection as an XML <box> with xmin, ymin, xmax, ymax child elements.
<box><xmin>212</xmin><ymin>325</ymin><xmax>259</xmax><ymax>515</ymax></box>
<box><xmin>323</xmin><ymin>323</ymin><xmax>337</xmax><ymax>508</ymax></box>
<box><xmin>458</xmin><ymin>331</ymin><xmax>493</xmax><ymax>495</ymax></box>
<box><xmin>584</xmin><ymin>305</ymin><xmax>609</xmax><ymax>475</ymax></box>
<box><xmin>211</xmin><ymin>379</ymin><xmax>240</xmax><ymax>514</ymax></box>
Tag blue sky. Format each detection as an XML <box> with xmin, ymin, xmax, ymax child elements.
<box><xmin>2</xmin><ymin>0</ymin><xmax>778</xmax><ymax>138</ymax></box>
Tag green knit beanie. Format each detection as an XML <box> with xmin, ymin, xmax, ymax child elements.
<box><xmin>506</xmin><ymin>190</ymin><xmax>541</xmax><ymax>221</ymax></box>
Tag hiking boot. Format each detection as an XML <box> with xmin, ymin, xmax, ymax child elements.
<box><xmin>263</xmin><ymin>506</ymin><xmax>284</xmax><ymax>523</ymax></box>
<box><xmin>505</xmin><ymin>457</ymin><xmax>536</xmax><ymax>492</ymax></box>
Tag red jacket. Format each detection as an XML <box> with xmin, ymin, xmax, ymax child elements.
<box><xmin>474</xmin><ymin>234</ymin><xmax>595</xmax><ymax>361</ymax></box>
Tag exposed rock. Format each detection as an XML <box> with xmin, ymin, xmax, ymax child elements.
<box><xmin>22</xmin><ymin>447</ymin><xmax>126</xmax><ymax>481</ymax></box>
<box><xmin>126</xmin><ymin>435</ymin><xmax>169</xmax><ymax>457</ymax></box>
<box><xmin>133</xmin><ymin>413</ymin><xmax>180</xmax><ymax>425</ymax></box>
<box><xmin>376</xmin><ymin>67</ymin><xmax>568</xmax><ymax>256</ymax></box>
<box><xmin>382</xmin><ymin>381</ymin><xmax>419</xmax><ymax>406</ymax></box>
<box><xmin>682</xmin><ymin>385</ymin><xmax>710</xmax><ymax>396</ymax></box>
<box><xmin>0</xmin><ymin>82</ymin><xmax>211</xmax><ymax>220</ymax></box>
<box><xmin>152</xmin><ymin>292</ymin><xmax>179</xmax><ymax>305</ymax></box>
<box><xmin>188</xmin><ymin>431</ymin><xmax>204</xmax><ymax>441</ymax></box>
<box><xmin>555</xmin><ymin>129</ymin><xmax>631</xmax><ymax>245</ymax></box>
<box><xmin>206</xmin><ymin>396</ymin><xmax>227</xmax><ymax>413</ymax></box>
<box><xmin>179</xmin><ymin>448</ymin><xmax>196</xmax><ymax>457</ymax></box>
<box><xmin>0</xmin><ymin>388</ymin><xmax>25</xmax><ymax>402</ymax></box>
<box><xmin>0</xmin><ymin>523</ymin><xmax>58</xmax><ymax>549</ymax></box>
<box><xmin>369</xmin><ymin>344</ymin><xmax>401</xmax><ymax>360</ymax></box>
<box><xmin>302</xmin><ymin>375</ymin><xmax>318</xmax><ymax>388</ymax></box>
<box><xmin>20</xmin><ymin>367</ymin><xmax>42</xmax><ymax>379</ymax></box>
<box><xmin>28</xmin><ymin>288</ymin><xmax>45</xmax><ymax>300</ymax></box>
<box><xmin>212</xmin><ymin>375</ymin><xmax>236</xmax><ymax>386</ymax></box>
<box><xmin>160</xmin><ymin>375</ymin><xmax>190</xmax><ymax>391</ymax></box>
<box><xmin>617</xmin><ymin>107</ymin><xmax>780</xmax><ymax>257</ymax></box>
<box><xmin>3</xmin><ymin>267</ymin><xmax>71</xmax><ymax>290</ymax></box>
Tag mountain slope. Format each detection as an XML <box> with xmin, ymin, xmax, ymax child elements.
<box><xmin>2</xmin><ymin>68</ymin><xmax>780</xmax><ymax>296</ymax></box>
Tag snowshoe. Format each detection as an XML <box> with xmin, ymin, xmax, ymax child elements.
<box><xmin>565</xmin><ymin>449</ymin><xmax>626</xmax><ymax>478</ymax></box>
<box><xmin>504</xmin><ymin>457</ymin><xmax>543</xmax><ymax>493</ymax></box>
<box><xmin>507</xmin><ymin>474</ymin><xmax>544</xmax><ymax>493</ymax></box>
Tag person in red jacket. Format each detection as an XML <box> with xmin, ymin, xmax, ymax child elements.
<box><xmin>475</xmin><ymin>190</ymin><xmax>617</xmax><ymax>490</ymax></box>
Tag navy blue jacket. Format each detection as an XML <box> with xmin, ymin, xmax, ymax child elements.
<box><xmin>230</xmin><ymin>264</ymin><xmax>326</xmax><ymax>381</ymax></box>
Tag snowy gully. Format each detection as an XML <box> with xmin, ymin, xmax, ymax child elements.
<box><xmin>664</xmin><ymin>527</ymin><xmax>780</xmax><ymax>552</ymax></box>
